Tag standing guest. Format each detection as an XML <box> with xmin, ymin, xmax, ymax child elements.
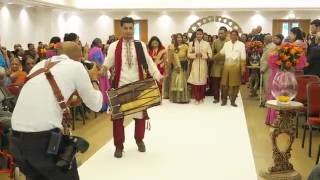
<box><xmin>210</xmin><ymin>26</ymin><xmax>227</xmax><ymax>103</ymax></box>
<box><xmin>252</xmin><ymin>25</ymin><xmax>264</xmax><ymax>42</ymax></box>
<box><xmin>273</xmin><ymin>34</ymin><xmax>284</xmax><ymax>46</ymax></box>
<box><xmin>240</xmin><ymin>33</ymin><xmax>250</xmax><ymax>84</ymax></box>
<box><xmin>103</xmin><ymin>17</ymin><xmax>162</xmax><ymax>158</ymax></box>
<box><xmin>212</xmin><ymin>35</ymin><xmax>218</xmax><ymax>41</ymax></box>
<box><xmin>219</xmin><ymin>30</ymin><xmax>246</xmax><ymax>107</ymax></box>
<box><xmin>305</xmin><ymin>32</ymin><xmax>320</xmax><ymax>76</ymax></box>
<box><xmin>188</xmin><ymin>28</ymin><xmax>212</xmax><ymax>104</ymax></box>
<box><xmin>170</xmin><ymin>33</ymin><xmax>190</xmax><ymax>103</ymax></box>
<box><xmin>107</xmin><ymin>35</ymin><xmax>116</xmax><ymax>45</ymax></box>
<box><xmin>307</xmin><ymin>19</ymin><xmax>320</xmax><ymax>53</ymax></box>
<box><xmin>163</xmin><ymin>35</ymin><xmax>176</xmax><ymax>99</ymax></box>
<box><xmin>46</xmin><ymin>36</ymin><xmax>61</xmax><ymax>58</ymax></box>
<box><xmin>182</xmin><ymin>33</ymin><xmax>189</xmax><ymax>45</ymax></box>
<box><xmin>88</xmin><ymin>38</ymin><xmax>110</xmax><ymax>111</ymax></box>
<box><xmin>203</xmin><ymin>33</ymin><xmax>209</xmax><ymax>42</ymax></box>
<box><xmin>148</xmin><ymin>36</ymin><xmax>168</xmax><ymax>94</ymax></box>
<box><xmin>260</xmin><ymin>35</ymin><xmax>276</xmax><ymax>103</ymax></box>
<box><xmin>240</xmin><ymin>34</ymin><xmax>249</xmax><ymax>43</ymax></box>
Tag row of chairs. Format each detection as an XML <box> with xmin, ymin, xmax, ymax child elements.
<box><xmin>294</xmin><ymin>75</ymin><xmax>320</xmax><ymax>164</ymax></box>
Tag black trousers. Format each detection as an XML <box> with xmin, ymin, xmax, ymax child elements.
<box><xmin>9</xmin><ymin>130</ymin><xmax>79</xmax><ymax>180</ymax></box>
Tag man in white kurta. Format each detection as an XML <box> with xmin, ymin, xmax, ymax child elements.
<box><xmin>219</xmin><ymin>30</ymin><xmax>246</xmax><ymax>107</ymax></box>
<box><xmin>187</xmin><ymin>28</ymin><xmax>212</xmax><ymax>104</ymax></box>
<box><xmin>103</xmin><ymin>17</ymin><xmax>162</xmax><ymax>158</ymax></box>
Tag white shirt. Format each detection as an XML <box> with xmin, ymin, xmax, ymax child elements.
<box><xmin>220</xmin><ymin>40</ymin><xmax>246</xmax><ymax>65</ymax></box>
<box><xmin>104</xmin><ymin>40</ymin><xmax>162</xmax><ymax>87</ymax></box>
<box><xmin>12</xmin><ymin>55</ymin><xmax>103</xmax><ymax>132</ymax></box>
<box><xmin>104</xmin><ymin>39</ymin><xmax>162</xmax><ymax>119</ymax></box>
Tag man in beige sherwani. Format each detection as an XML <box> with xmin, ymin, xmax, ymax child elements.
<box><xmin>187</xmin><ymin>28</ymin><xmax>212</xmax><ymax>104</ymax></box>
<box><xmin>219</xmin><ymin>30</ymin><xmax>246</xmax><ymax>107</ymax></box>
<box><xmin>260</xmin><ymin>34</ymin><xmax>276</xmax><ymax>102</ymax></box>
<box><xmin>210</xmin><ymin>26</ymin><xmax>228</xmax><ymax>103</ymax></box>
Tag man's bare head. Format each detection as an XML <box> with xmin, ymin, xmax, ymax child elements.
<box><xmin>57</xmin><ymin>42</ymin><xmax>82</xmax><ymax>61</ymax></box>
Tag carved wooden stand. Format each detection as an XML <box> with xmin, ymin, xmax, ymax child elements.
<box><xmin>260</xmin><ymin>100</ymin><xmax>303</xmax><ymax>180</ymax></box>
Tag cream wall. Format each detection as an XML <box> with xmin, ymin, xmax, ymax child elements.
<box><xmin>0</xmin><ymin>4</ymin><xmax>320</xmax><ymax>49</ymax></box>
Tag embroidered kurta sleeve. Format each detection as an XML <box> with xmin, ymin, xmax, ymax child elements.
<box><xmin>103</xmin><ymin>42</ymin><xmax>116</xmax><ymax>69</ymax></box>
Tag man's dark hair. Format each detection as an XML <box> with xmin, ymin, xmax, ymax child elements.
<box><xmin>120</xmin><ymin>17</ymin><xmax>134</xmax><ymax>26</ymax></box>
<box><xmin>290</xmin><ymin>27</ymin><xmax>304</xmax><ymax>41</ymax></box>
<box><xmin>311</xmin><ymin>19</ymin><xmax>320</xmax><ymax>27</ymax></box>
<box><xmin>49</xmin><ymin>36</ymin><xmax>61</xmax><ymax>44</ymax></box>
<box><xmin>196</xmin><ymin>28</ymin><xmax>204</xmax><ymax>33</ymax></box>
<box><xmin>219</xmin><ymin>26</ymin><xmax>228</xmax><ymax>32</ymax></box>
<box><xmin>64</xmin><ymin>33</ymin><xmax>78</xmax><ymax>42</ymax></box>
<box><xmin>27</xmin><ymin>43</ymin><xmax>34</xmax><ymax>49</ymax></box>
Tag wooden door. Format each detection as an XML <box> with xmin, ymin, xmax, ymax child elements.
<box><xmin>272</xmin><ymin>19</ymin><xmax>311</xmax><ymax>37</ymax></box>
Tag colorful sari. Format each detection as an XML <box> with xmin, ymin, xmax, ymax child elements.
<box><xmin>88</xmin><ymin>46</ymin><xmax>110</xmax><ymax>111</ymax></box>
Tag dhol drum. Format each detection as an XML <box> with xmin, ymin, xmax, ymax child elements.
<box><xmin>107</xmin><ymin>78</ymin><xmax>162</xmax><ymax>120</ymax></box>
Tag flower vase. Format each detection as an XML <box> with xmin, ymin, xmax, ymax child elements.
<box><xmin>271</xmin><ymin>70</ymin><xmax>297</xmax><ymax>105</ymax></box>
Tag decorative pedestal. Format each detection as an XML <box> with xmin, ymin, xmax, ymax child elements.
<box><xmin>260</xmin><ymin>100</ymin><xmax>303</xmax><ymax>180</ymax></box>
<box><xmin>247</xmin><ymin>65</ymin><xmax>260</xmax><ymax>97</ymax></box>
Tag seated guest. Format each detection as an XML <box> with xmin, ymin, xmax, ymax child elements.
<box><xmin>22</xmin><ymin>56</ymin><xmax>36</xmax><ymax>74</ymax></box>
<box><xmin>37</xmin><ymin>41</ymin><xmax>47</xmax><ymax>60</ymax></box>
<box><xmin>13</xmin><ymin>45</ymin><xmax>24</xmax><ymax>61</ymax></box>
<box><xmin>25</xmin><ymin>43</ymin><xmax>38</xmax><ymax>61</ymax></box>
<box><xmin>46</xmin><ymin>36</ymin><xmax>61</xmax><ymax>58</ymax></box>
<box><xmin>0</xmin><ymin>45</ymin><xmax>9</xmax><ymax>69</ymax></box>
<box><xmin>7</xmin><ymin>58</ymin><xmax>27</xmax><ymax>96</ymax></box>
<box><xmin>305</xmin><ymin>32</ymin><xmax>320</xmax><ymax>76</ymax></box>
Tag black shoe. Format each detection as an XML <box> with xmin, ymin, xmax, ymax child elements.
<box><xmin>231</xmin><ymin>102</ymin><xmax>238</xmax><ymax>107</ymax></box>
<box><xmin>213</xmin><ymin>99</ymin><xmax>219</xmax><ymax>104</ymax></box>
<box><xmin>136</xmin><ymin>140</ymin><xmax>146</xmax><ymax>152</ymax></box>
<box><xmin>221</xmin><ymin>101</ymin><xmax>227</xmax><ymax>106</ymax></box>
<box><xmin>114</xmin><ymin>148</ymin><xmax>123</xmax><ymax>158</ymax></box>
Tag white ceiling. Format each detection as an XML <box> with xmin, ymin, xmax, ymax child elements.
<box><xmin>1</xmin><ymin>0</ymin><xmax>320</xmax><ymax>10</ymax></box>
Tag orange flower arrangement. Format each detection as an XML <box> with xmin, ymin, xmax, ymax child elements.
<box><xmin>247</xmin><ymin>41</ymin><xmax>263</xmax><ymax>54</ymax></box>
<box><xmin>269</xmin><ymin>43</ymin><xmax>304</xmax><ymax>71</ymax></box>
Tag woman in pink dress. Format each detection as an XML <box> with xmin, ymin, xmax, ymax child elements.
<box><xmin>265</xmin><ymin>28</ymin><xmax>307</xmax><ymax>125</ymax></box>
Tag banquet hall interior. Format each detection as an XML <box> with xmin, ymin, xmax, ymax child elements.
<box><xmin>1</xmin><ymin>0</ymin><xmax>320</xmax><ymax>180</ymax></box>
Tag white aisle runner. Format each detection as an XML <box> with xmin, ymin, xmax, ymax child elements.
<box><xmin>79</xmin><ymin>97</ymin><xmax>257</xmax><ymax>180</ymax></box>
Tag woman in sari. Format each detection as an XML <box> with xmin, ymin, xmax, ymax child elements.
<box><xmin>88</xmin><ymin>38</ymin><xmax>110</xmax><ymax>111</ymax></box>
<box><xmin>265</xmin><ymin>28</ymin><xmax>307</xmax><ymax>125</ymax></box>
<box><xmin>147</xmin><ymin>36</ymin><xmax>167</xmax><ymax>94</ymax></box>
<box><xmin>169</xmin><ymin>33</ymin><xmax>190</xmax><ymax>103</ymax></box>
<box><xmin>7</xmin><ymin>58</ymin><xmax>27</xmax><ymax>96</ymax></box>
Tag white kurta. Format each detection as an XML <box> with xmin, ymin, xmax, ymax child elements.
<box><xmin>187</xmin><ymin>40</ymin><xmax>212</xmax><ymax>85</ymax></box>
<box><xmin>104</xmin><ymin>39</ymin><xmax>162</xmax><ymax>119</ymax></box>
